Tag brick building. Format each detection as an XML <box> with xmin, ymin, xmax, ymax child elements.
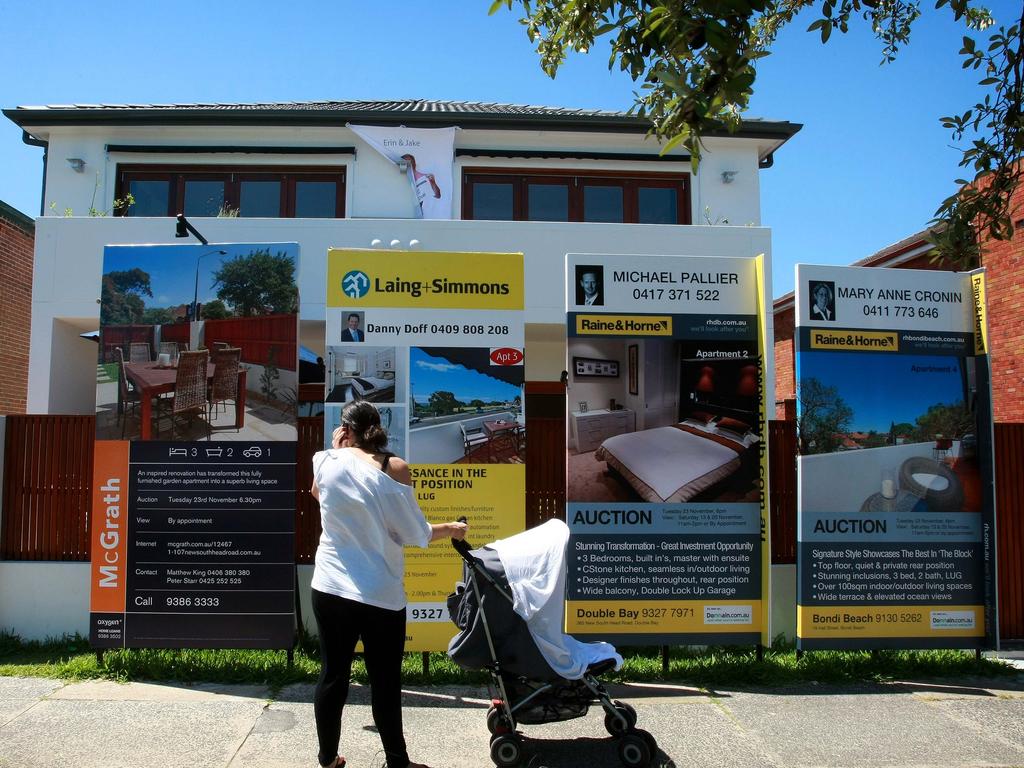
<box><xmin>772</xmin><ymin>216</ymin><xmax>1022</xmax><ymax>423</ymax></box>
<box><xmin>0</xmin><ymin>200</ymin><xmax>34</xmax><ymax>414</ymax></box>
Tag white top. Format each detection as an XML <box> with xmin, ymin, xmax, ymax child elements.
<box><xmin>489</xmin><ymin>519</ymin><xmax>622</xmax><ymax>679</ymax></box>
<box><xmin>311</xmin><ymin>449</ymin><xmax>432</xmax><ymax>611</ymax></box>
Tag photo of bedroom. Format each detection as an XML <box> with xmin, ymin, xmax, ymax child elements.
<box><xmin>324</xmin><ymin>345</ymin><xmax>402</xmax><ymax>404</ymax></box>
<box><xmin>797</xmin><ymin>351</ymin><xmax>982</xmax><ymax>514</ymax></box>
<box><xmin>568</xmin><ymin>337</ymin><xmax>761</xmax><ymax>504</ymax></box>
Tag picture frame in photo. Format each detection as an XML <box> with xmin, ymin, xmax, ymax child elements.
<box><xmin>628</xmin><ymin>344</ymin><xmax>638</xmax><ymax>395</ymax></box>
<box><xmin>573</xmin><ymin>356</ymin><xmax>620</xmax><ymax>378</ymax></box>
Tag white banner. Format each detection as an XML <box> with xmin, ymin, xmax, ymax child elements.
<box><xmin>348</xmin><ymin>124</ymin><xmax>456</xmax><ymax>219</ymax></box>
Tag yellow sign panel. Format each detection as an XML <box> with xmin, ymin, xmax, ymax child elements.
<box><xmin>971</xmin><ymin>272</ymin><xmax>988</xmax><ymax>355</ymax></box>
<box><xmin>404</xmin><ymin>464</ymin><xmax>525</xmax><ymax>652</ymax></box>
<box><xmin>754</xmin><ymin>253</ymin><xmax>771</xmax><ymax>646</ymax></box>
<box><xmin>809</xmin><ymin>329</ymin><xmax>899</xmax><ymax>352</ymax></box>
<box><xmin>327</xmin><ymin>249</ymin><xmax>524</xmax><ymax>310</ymax></box>
<box><xmin>566</xmin><ymin>600</ymin><xmax>762</xmax><ymax>634</ymax></box>
<box><xmin>575</xmin><ymin>315</ymin><xmax>673</xmax><ymax>336</ymax></box>
<box><xmin>797</xmin><ymin>605</ymin><xmax>984</xmax><ymax>638</ymax></box>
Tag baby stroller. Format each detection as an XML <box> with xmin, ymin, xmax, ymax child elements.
<box><xmin>447</xmin><ymin>519</ymin><xmax>658</xmax><ymax>767</ymax></box>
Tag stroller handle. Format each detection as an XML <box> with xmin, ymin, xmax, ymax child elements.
<box><xmin>451</xmin><ymin>516</ymin><xmax>475</xmax><ymax>561</ymax></box>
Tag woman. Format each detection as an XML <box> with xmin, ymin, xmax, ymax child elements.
<box><xmin>310</xmin><ymin>401</ymin><xmax>468</xmax><ymax>768</ymax></box>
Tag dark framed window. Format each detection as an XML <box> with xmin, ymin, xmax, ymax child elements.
<box><xmin>462</xmin><ymin>168</ymin><xmax>690</xmax><ymax>224</ymax></box>
<box><xmin>116</xmin><ymin>165</ymin><xmax>346</xmax><ymax>218</ymax></box>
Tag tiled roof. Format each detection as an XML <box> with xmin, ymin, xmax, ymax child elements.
<box><xmin>13</xmin><ymin>99</ymin><xmax>625</xmax><ymax>116</ymax></box>
<box><xmin>4</xmin><ymin>99</ymin><xmax>801</xmax><ymax>138</ymax></box>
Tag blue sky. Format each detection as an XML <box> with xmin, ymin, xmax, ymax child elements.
<box><xmin>1</xmin><ymin>1</ymin><xmax>1018</xmax><ymax>297</ymax></box>
<box><xmin>797</xmin><ymin>351</ymin><xmax>967</xmax><ymax>433</ymax></box>
<box><xmin>410</xmin><ymin>348</ymin><xmax>520</xmax><ymax>405</ymax></box>
<box><xmin>102</xmin><ymin>242</ymin><xmax>297</xmax><ymax>310</ymax></box>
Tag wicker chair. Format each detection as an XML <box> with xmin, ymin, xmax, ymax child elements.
<box><xmin>158</xmin><ymin>341</ymin><xmax>180</xmax><ymax>362</ymax></box>
<box><xmin>158</xmin><ymin>350</ymin><xmax>210</xmax><ymax>440</ymax></box>
<box><xmin>208</xmin><ymin>346</ymin><xmax>241</xmax><ymax>425</ymax></box>
<box><xmin>129</xmin><ymin>342</ymin><xmax>151</xmax><ymax>363</ymax></box>
<box><xmin>114</xmin><ymin>347</ymin><xmax>141</xmax><ymax>438</ymax></box>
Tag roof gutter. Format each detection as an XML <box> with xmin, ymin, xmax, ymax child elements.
<box><xmin>21</xmin><ymin>130</ymin><xmax>47</xmax><ymax>217</ymax></box>
<box><xmin>3</xmin><ymin>107</ymin><xmax>803</xmax><ymax>141</ymax></box>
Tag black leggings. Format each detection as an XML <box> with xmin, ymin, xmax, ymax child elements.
<box><xmin>312</xmin><ymin>589</ymin><xmax>410</xmax><ymax>768</ymax></box>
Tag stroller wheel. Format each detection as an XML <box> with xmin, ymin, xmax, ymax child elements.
<box><xmin>490</xmin><ymin>733</ymin><xmax>524</xmax><ymax>767</ymax></box>
<box><xmin>487</xmin><ymin>705</ymin><xmax>513</xmax><ymax>734</ymax></box>
<box><xmin>617</xmin><ymin>731</ymin><xmax>653</xmax><ymax>768</ymax></box>
<box><xmin>637</xmin><ymin>729</ymin><xmax>658</xmax><ymax>755</ymax></box>
<box><xmin>603</xmin><ymin>700</ymin><xmax>638</xmax><ymax>737</ymax></box>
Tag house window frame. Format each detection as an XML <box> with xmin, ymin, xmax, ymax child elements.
<box><xmin>461</xmin><ymin>167</ymin><xmax>691</xmax><ymax>224</ymax></box>
<box><xmin>115</xmin><ymin>164</ymin><xmax>347</xmax><ymax>218</ymax></box>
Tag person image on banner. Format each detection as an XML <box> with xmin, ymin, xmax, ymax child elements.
<box><xmin>401</xmin><ymin>154</ymin><xmax>444</xmax><ymax>218</ymax></box>
<box><xmin>575</xmin><ymin>265</ymin><xmax>604</xmax><ymax>306</ymax></box>
<box><xmin>310</xmin><ymin>401</ymin><xmax>468</xmax><ymax>768</ymax></box>
<box><xmin>346</xmin><ymin>125</ymin><xmax>456</xmax><ymax>220</ymax></box>
<box><xmin>341</xmin><ymin>313</ymin><xmax>364</xmax><ymax>343</ymax></box>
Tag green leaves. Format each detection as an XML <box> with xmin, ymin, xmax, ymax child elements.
<box><xmin>492</xmin><ymin>0</ymin><xmax>1023</xmax><ymax>267</ymax></box>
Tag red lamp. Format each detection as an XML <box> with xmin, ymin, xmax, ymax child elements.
<box><xmin>696</xmin><ymin>366</ymin><xmax>715</xmax><ymax>395</ymax></box>
<box><xmin>737</xmin><ymin>365</ymin><xmax>758</xmax><ymax>397</ymax></box>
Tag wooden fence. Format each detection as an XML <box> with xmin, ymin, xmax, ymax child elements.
<box><xmin>768</xmin><ymin>421</ymin><xmax>797</xmax><ymax>565</ymax></box>
<box><xmin>100</xmin><ymin>325</ymin><xmax>155</xmax><ymax>364</ymax></box>
<box><xmin>994</xmin><ymin>423</ymin><xmax>1024</xmax><ymax>640</ymax></box>
<box><xmin>159</xmin><ymin>323</ymin><xmax>190</xmax><ymax>346</ymax></box>
<box><xmin>1</xmin><ymin>416</ymin><xmax>94</xmax><ymax>560</ymax></box>
<box><xmin>203</xmin><ymin>315</ymin><xmax>296</xmax><ymax>371</ymax></box>
<box><xmin>2</xmin><ymin>414</ymin><xmax>1022</xmax><ymax>640</ymax></box>
<box><xmin>295</xmin><ymin>417</ymin><xmax>323</xmax><ymax>563</ymax></box>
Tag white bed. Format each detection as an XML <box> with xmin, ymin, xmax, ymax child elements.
<box><xmin>594</xmin><ymin>420</ymin><xmax>757</xmax><ymax>503</ymax></box>
<box><xmin>350</xmin><ymin>372</ymin><xmax>396</xmax><ymax>401</ymax></box>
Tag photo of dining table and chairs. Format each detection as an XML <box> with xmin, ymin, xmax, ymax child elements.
<box><xmin>94</xmin><ymin>243</ymin><xmax>300</xmax><ymax>442</ymax></box>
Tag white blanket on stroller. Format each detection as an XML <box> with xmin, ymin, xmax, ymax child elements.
<box><xmin>490</xmin><ymin>519</ymin><xmax>623</xmax><ymax>680</ymax></box>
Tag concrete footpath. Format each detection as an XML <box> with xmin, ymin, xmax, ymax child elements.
<box><xmin>2</xmin><ymin>671</ymin><xmax>1024</xmax><ymax>768</ymax></box>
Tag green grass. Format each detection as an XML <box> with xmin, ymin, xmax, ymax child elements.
<box><xmin>96</xmin><ymin>363</ymin><xmax>118</xmax><ymax>383</ymax></box>
<box><xmin>0</xmin><ymin>631</ymin><xmax>1015</xmax><ymax>691</ymax></box>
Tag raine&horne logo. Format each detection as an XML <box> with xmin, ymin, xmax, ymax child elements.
<box><xmin>342</xmin><ymin>270</ymin><xmax>370</xmax><ymax>299</ymax></box>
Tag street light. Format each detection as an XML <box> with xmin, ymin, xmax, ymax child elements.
<box><xmin>191</xmin><ymin>249</ymin><xmax>227</xmax><ymax>321</ymax></box>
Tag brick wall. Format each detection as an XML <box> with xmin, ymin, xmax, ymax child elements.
<box><xmin>0</xmin><ymin>205</ymin><xmax>34</xmax><ymax>414</ymax></box>
<box><xmin>774</xmin><ymin>218</ymin><xmax>1022</xmax><ymax>426</ymax></box>
<box><xmin>981</xmin><ymin>182</ymin><xmax>1024</xmax><ymax>423</ymax></box>
<box><xmin>773</xmin><ymin>303</ymin><xmax>794</xmax><ymax>418</ymax></box>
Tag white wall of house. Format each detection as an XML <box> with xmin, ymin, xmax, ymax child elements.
<box><xmin>37</xmin><ymin>124</ymin><xmax>769</xmax><ymax>226</ymax></box>
<box><xmin>7</xmin><ymin>114</ymin><xmax>788</xmax><ymax>644</ymax></box>
<box><xmin>27</xmin><ymin>216</ymin><xmax>775</xmax><ymax>414</ymax></box>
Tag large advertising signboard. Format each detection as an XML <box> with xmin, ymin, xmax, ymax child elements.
<box><xmin>90</xmin><ymin>243</ymin><xmax>299</xmax><ymax>650</ymax></box>
<box><xmin>795</xmin><ymin>265</ymin><xmax>997</xmax><ymax>650</ymax></box>
<box><xmin>564</xmin><ymin>253</ymin><xmax>771</xmax><ymax>645</ymax></box>
<box><xmin>90</xmin><ymin>441</ymin><xmax>296</xmax><ymax>649</ymax></box>
<box><xmin>326</xmin><ymin>249</ymin><xmax>526</xmax><ymax>650</ymax></box>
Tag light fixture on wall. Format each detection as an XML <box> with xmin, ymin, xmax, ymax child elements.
<box><xmin>67</xmin><ymin>158</ymin><xmax>86</xmax><ymax>173</ymax></box>
<box><xmin>175</xmin><ymin>213</ymin><xmax>210</xmax><ymax>245</ymax></box>
<box><xmin>721</xmin><ymin>171</ymin><xmax>738</xmax><ymax>184</ymax></box>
